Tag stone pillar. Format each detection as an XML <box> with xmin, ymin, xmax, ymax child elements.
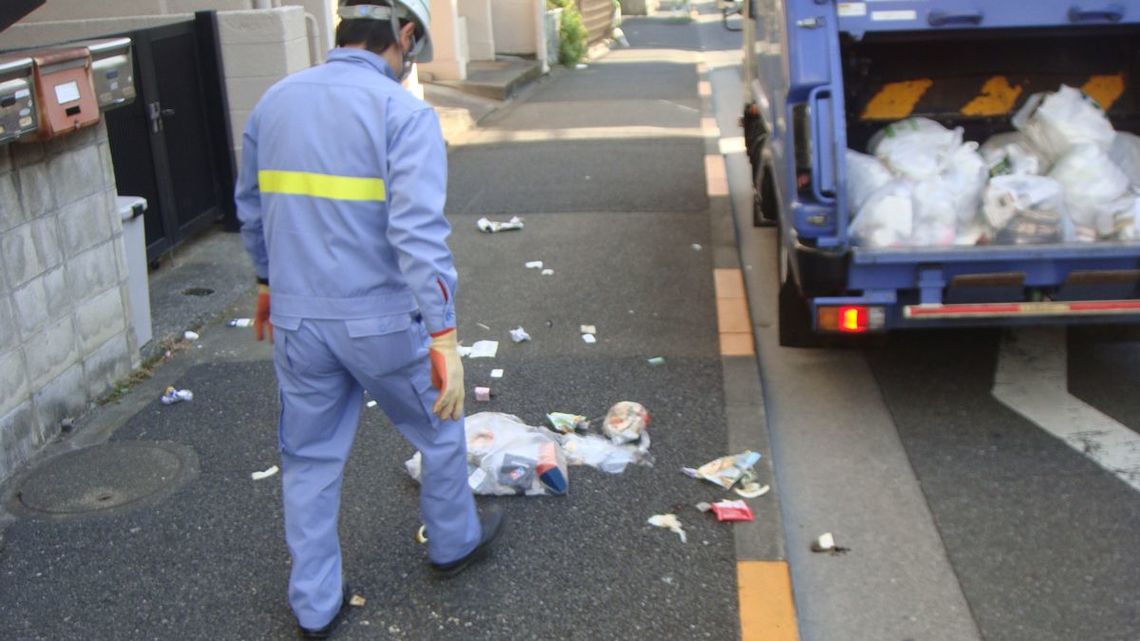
<box><xmin>418</xmin><ymin>0</ymin><xmax>468</xmax><ymax>80</ymax></box>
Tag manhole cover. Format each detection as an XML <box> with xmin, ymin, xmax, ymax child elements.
<box><xmin>182</xmin><ymin>287</ymin><xmax>215</xmax><ymax>297</ymax></box>
<box><xmin>13</xmin><ymin>442</ymin><xmax>197</xmax><ymax>517</ymax></box>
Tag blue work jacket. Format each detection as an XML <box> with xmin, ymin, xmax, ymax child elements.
<box><xmin>236</xmin><ymin>48</ymin><xmax>456</xmax><ymax>334</ymax></box>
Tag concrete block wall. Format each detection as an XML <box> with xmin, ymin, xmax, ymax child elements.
<box><xmin>0</xmin><ymin>123</ymin><xmax>136</xmax><ymax>483</ymax></box>
<box><xmin>219</xmin><ymin>7</ymin><xmax>312</xmax><ymax>157</ymax></box>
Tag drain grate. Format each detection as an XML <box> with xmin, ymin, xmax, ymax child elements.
<box><xmin>182</xmin><ymin>287</ymin><xmax>215</xmax><ymax>297</ymax></box>
<box><xmin>11</xmin><ymin>442</ymin><xmax>198</xmax><ymax>518</ymax></box>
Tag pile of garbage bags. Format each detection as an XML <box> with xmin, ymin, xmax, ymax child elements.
<box><xmin>848</xmin><ymin>84</ymin><xmax>1140</xmax><ymax>248</ymax></box>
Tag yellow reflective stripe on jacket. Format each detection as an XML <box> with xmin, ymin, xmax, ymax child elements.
<box><xmin>258</xmin><ymin>170</ymin><xmax>386</xmax><ymax>202</ymax></box>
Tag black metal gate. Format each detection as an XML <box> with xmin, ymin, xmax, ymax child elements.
<box><xmin>104</xmin><ymin>12</ymin><xmax>236</xmax><ymax>262</ymax></box>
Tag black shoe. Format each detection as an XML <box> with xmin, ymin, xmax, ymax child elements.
<box><xmin>429</xmin><ymin>507</ymin><xmax>505</xmax><ymax>579</ymax></box>
<box><xmin>298</xmin><ymin>583</ymin><xmax>351</xmax><ymax>640</ymax></box>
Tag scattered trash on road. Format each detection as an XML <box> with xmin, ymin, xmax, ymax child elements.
<box><xmin>683</xmin><ymin>450</ymin><xmax>761</xmax><ymax>490</ymax></box>
<box><xmin>477</xmin><ymin>322</ymin><xmax>492</xmax><ymax>331</ymax></box>
<box><xmin>647</xmin><ymin>514</ymin><xmax>687</xmax><ymax>543</ymax></box>
<box><xmin>406</xmin><ymin>412</ymin><xmax>568</xmax><ymax>496</ymax></box>
<box><xmin>541</xmin><ymin>268</ymin><xmax>554</xmax><ymax>276</ymax></box>
<box><xmin>251</xmin><ymin>465</ymin><xmax>279</xmax><ymax>481</ymax></box>
<box><xmin>474</xmin><ymin>386</ymin><xmax>492</xmax><ymax>402</ymax></box>
<box><xmin>603</xmin><ymin>401</ymin><xmax>650</xmax><ymax>444</ymax></box>
<box><xmin>525</xmin><ymin>260</ymin><xmax>544</xmax><ymax>269</ymax></box>
<box><xmin>810</xmin><ymin>532</ymin><xmax>850</xmax><ymax>554</ymax></box>
<box><xmin>160</xmin><ymin>387</ymin><xmax>193</xmax><ymax>405</ymax></box>
<box><xmin>734</xmin><ymin>482</ymin><xmax>770</xmax><ymax>499</ymax></box>
<box><xmin>477</xmin><ymin>216</ymin><xmax>524</xmax><ymax>233</ymax></box>
<box><xmin>183</xmin><ymin>330</ymin><xmax>199</xmax><ymax>341</ymax></box>
<box><xmin>580</xmin><ymin>324</ymin><xmax>597</xmax><ymax>335</ymax></box>
<box><xmin>647</xmin><ymin>356</ymin><xmax>666</xmax><ymax>366</ymax></box>
<box><xmin>415</xmin><ymin>524</ymin><xmax>429</xmax><ymax>544</ymax></box>
<box><xmin>467</xmin><ymin>340</ymin><xmax>499</xmax><ymax>358</ymax></box>
<box><xmin>509</xmin><ymin>327</ymin><xmax>531</xmax><ymax>343</ymax></box>
<box><xmin>490</xmin><ymin>369</ymin><xmax>504</xmax><ymax>379</ymax></box>
<box><xmin>366</xmin><ymin>400</ymin><xmax>378</xmax><ymax>408</ymax></box>
<box><xmin>581</xmin><ymin>334</ymin><xmax>597</xmax><ymax>344</ymax></box>
<box><xmin>691</xmin><ymin>243</ymin><xmax>702</xmax><ymax>251</ymax></box>
<box><xmin>227</xmin><ymin>318</ymin><xmax>252</xmax><ymax>328</ymax></box>
<box><xmin>349</xmin><ymin>595</ymin><xmax>366</xmax><ymax>607</ymax></box>
<box><xmin>708</xmin><ymin>499</ymin><xmax>754</xmax><ymax>522</ymax></box>
<box><xmin>547</xmin><ymin>412</ymin><xmax>589</xmax><ymax>434</ymax></box>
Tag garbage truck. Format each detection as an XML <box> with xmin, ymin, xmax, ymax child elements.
<box><xmin>739</xmin><ymin>0</ymin><xmax>1140</xmax><ymax>346</ymax></box>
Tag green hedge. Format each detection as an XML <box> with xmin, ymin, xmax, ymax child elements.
<box><xmin>548</xmin><ymin>0</ymin><xmax>588</xmax><ymax>65</ymax></box>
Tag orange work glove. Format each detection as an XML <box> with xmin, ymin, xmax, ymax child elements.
<box><xmin>428</xmin><ymin>328</ymin><xmax>464</xmax><ymax>420</ymax></box>
<box><xmin>254</xmin><ymin>284</ymin><xmax>273</xmax><ymax>342</ymax></box>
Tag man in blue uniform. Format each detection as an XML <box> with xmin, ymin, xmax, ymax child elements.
<box><xmin>235</xmin><ymin>1</ymin><xmax>504</xmax><ymax>637</ymax></box>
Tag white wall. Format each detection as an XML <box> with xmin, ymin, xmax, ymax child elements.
<box><xmin>459</xmin><ymin>0</ymin><xmax>495</xmax><ymax>61</ymax></box>
<box><xmin>491</xmin><ymin>0</ymin><xmax>539</xmax><ymax>55</ymax></box>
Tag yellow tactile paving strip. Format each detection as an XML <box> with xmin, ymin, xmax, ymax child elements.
<box><xmin>715</xmin><ymin>268</ymin><xmax>755</xmax><ymax>355</ymax></box>
<box><xmin>738</xmin><ymin>561</ymin><xmax>801</xmax><ymax>641</ymax></box>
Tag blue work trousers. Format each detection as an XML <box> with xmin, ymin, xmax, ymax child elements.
<box><xmin>272</xmin><ymin>314</ymin><xmax>480</xmax><ymax>629</ymax></box>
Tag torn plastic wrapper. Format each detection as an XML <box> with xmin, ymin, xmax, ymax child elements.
<box><xmin>709</xmin><ymin>499</ymin><xmax>754</xmax><ymax>522</ymax></box>
<box><xmin>160</xmin><ymin>387</ymin><xmax>193</xmax><ymax>405</ymax></box>
<box><xmin>406</xmin><ymin>412</ymin><xmax>567</xmax><ymax>496</ymax></box>
<box><xmin>546</xmin><ymin>412</ymin><xmax>589</xmax><ymax>434</ymax></box>
<box><xmin>684</xmin><ymin>450</ymin><xmax>761</xmax><ymax>489</ymax></box>
<box><xmin>603</xmin><ymin>401</ymin><xmax>650</xmax><ymax>444</ymax></box>
<box><xmin>477</xmin><ymin>216</ymin><xmax>524</xmax><ymax>233</ymax></box>
<box><xmin>509</xmin><ymin>327</ymin><xmax>531</xmax><ymax>343</ymax></box>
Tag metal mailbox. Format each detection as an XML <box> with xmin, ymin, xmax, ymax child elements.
<box><xmin>72</xmin><ymin>37</ymin><xmax>135</xmax><ymax>110</ymax></box>
<box><xmin>0</xmin><ymin>56</ymin><xmax>37</xmax><ymax>144</ymax></box>
<box><xmin>27</xmin><ymin>47</ymin><xmax>99</xmax><ymax>139</ymax></box>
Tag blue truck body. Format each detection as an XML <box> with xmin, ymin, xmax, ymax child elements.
<box><xmin>742</xmin><ymin>0</ymin><xmax>1140</xmax><ymax>344</ymax></box>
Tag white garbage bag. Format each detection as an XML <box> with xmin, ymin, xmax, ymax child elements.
<box><xmin>1049</xmin><ymin>143</ymin><xmax>1131</xmax><ymax>231</ymax></box>
<box><xmin>868</xmin><ymin>117</ymin><xmax>965</xmax><ymax>181</ymax></box>
<box><xmin>1109</xmin><ymin>132</ymin><xmax>1140</xmax><ymax>187</ymax></box>
<box><xmin>980</xmin><ymin>131</ymin><xmax>1047</xmax><ymax>177</ymax></box>
<box><xmin>845</xmin><ymin>150</ymin><xmax>893</xmax><ymax>212</ymax></box>
<box><xmin>982</xmin><ymin>174</ymin><xmax>1067</xmax><ymax>244</ymax></box>
<box><xmin>911</xmin><ymin>179</ymin><xmax>959</xmax><ymax>247</ymax></box>
<box><xmin>849</xmin><ymin>180</ymin><xmax>914</xmax><ymax>248</ymax></box>
<box><xmin>940</xmin><ymin>142</ymin><xmax>989</xmax><ymax>225</ymax></box>
<box><xmin>1012</xmin><ymin>85</ymin><xmax>1116</xmax><ymax>164</ymax></box>
<box><xmin>406</xmin><ymin>412</ymin><xmax>568</xmax><ymax>496</ymax></box>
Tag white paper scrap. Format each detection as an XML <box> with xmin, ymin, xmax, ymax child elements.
<box><xmin>251</xmin><ymin>465</ymin><xmax>279</xmax><ymax>481</ymax></box>
<box><xmin>647</xmin><ymin>514</ymin><xmax>687</xmax><ymax>543</ymax></box>
<box><xmin>580</xmin><ymin>325</ymin><xmax>597</xmax><ymax>334</ymax></box>
<box><xmin>541</xmin><ymin>269</ymin><xmax>554</xmax><ymax>276</ymax></box>
<box><xmin>582</xmin><ymin>334</ymin><xmax>597</xmax><ymax>344</ymax></box>
<box><xmin>525</xmin><ymin>261</ymin><xmax>544</xmax><ymax>269</ymax></box>
<box><xmin>366</xmin><ymin>400</ymin><xmax>378</xmax><ymax>408</ymax></box>
<box><xmin>469</xmin><ymin>340</ymin><xmax>499</xmax><ymax>358</ymax></box>
<box><xmin>490</xmin><ymin>369</ymin><xmax>504</xmax><ymax>379</ymax></box>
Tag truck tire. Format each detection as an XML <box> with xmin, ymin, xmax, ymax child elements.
<box><xmin>777</xmin><ymin>231</ymin><xmax>820</xmax><ymax>348</ymax></box>
<box><xmin>753</xmin><ymin>167</ymin><xmax>778</xmax><ymax>228</ymax></box>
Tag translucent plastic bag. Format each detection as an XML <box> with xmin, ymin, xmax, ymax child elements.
<box><xmin>869</xmin><ymin>117</ymin><xmax>964</xmax><ymax>181</ymax></box>
<box><xmin>559</xmin><ymin>433</ymin><xmax>646</xmax><ymax>474</ymax></box>
<box><xmin>1012</xmin><ymin>85</ymin><xmax>1116</xmax><ymax>164</ymax></box>
<box><xmin>849</xmin><ymin>179</ymin><xmax>914</xmax><ymax>248</ymax></box>
<box><xmin>405</xmin><ymin>412</ymin><xmax>568</xmax><ymax>496</ymax></box>
<box><xmin>982</xmin><ymin>175</ymin><xmax>1067</xmax><ymax>244</ymax></box>
<box><xmin>846</xmin><ymin>150</ymin><xmax>893</xmax><ymax>212</ymax></box>
<box><xmin>1049</xmin><ymin>143</ymin><xmax>1131</xmax><ymax>230</ymax></box>
<box><xmin>1109</xmin><ymin>132</ymin><xmax>1140</xmax><ymax>187</ymax></box>
<box><xmin>911</xmin><ymin>179</ymin><xmax>959</xmax><ymax>247</ymax></box>
<box><xmin>941</xmin><ymin>142</ymin><xmax>989</xmax><ymax>225</ymax></box>
<box><xmin>980</xmin><ymin>132</ymin><xmax>1047</xmax><ymax>177</ymax></box>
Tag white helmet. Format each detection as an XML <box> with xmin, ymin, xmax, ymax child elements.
<box><xmin>338</xmin><ymin>0</ymin><xmax>433</xmax><ymax>69</ymax></box>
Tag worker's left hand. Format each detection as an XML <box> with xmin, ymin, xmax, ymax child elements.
<box><xmin>254</xmin><ymin>284</ymin><xmax>273</xmax><ymax>342</ymax></box>
<box><xmin>428</xmin><ymin>329</ymin><xmax>464</xmax><ymax>420</ymax></box>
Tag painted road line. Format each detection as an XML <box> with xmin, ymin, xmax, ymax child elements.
<box><xmin>993</xmin><ymin>327</ymin><xmax>1140</xmax><ymax>493</ymax></box>
<box><xmin>706</xmin><ymin>154</ymin><xmax>729</xmax><ymax>197</ymax></box>
<box><xmin>739</xmin><ymin>561</ymin><xmax>800</xmax><ymax>641</ymax></box>
<box><xmin>715</xmin><ymin>268</ymin><xmax>755</xmax><ymax>356</ymax></box>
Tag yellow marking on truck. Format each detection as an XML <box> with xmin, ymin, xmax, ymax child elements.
<box><xmin>739</xmin><ymin>561</ymin><xmax>800</xmax><ymax>641</ymax></box>
<box><xmin>860</xmin><ymin>79</ymin><xmax>934</xmax><ymax>120</ymax></box>
<box><xmin>1082</xmin><ymin>74</ymin><xmax>1125</xmax><ymax>111</ymax></box>
<box><xmin>960</xmin><ymin>76</ymin><xmax>1024</xmax><ymax>116</ymax></box>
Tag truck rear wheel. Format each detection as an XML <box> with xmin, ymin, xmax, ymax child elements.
<box><xmin>777</xmin><ymin>234</ymin><xmax>820</xmax><ymax>348</ymax></box>
<box><xmin>753</xmin><ymin>167</ymin><xmax>778</xmax><ymax>228</ymax></box>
